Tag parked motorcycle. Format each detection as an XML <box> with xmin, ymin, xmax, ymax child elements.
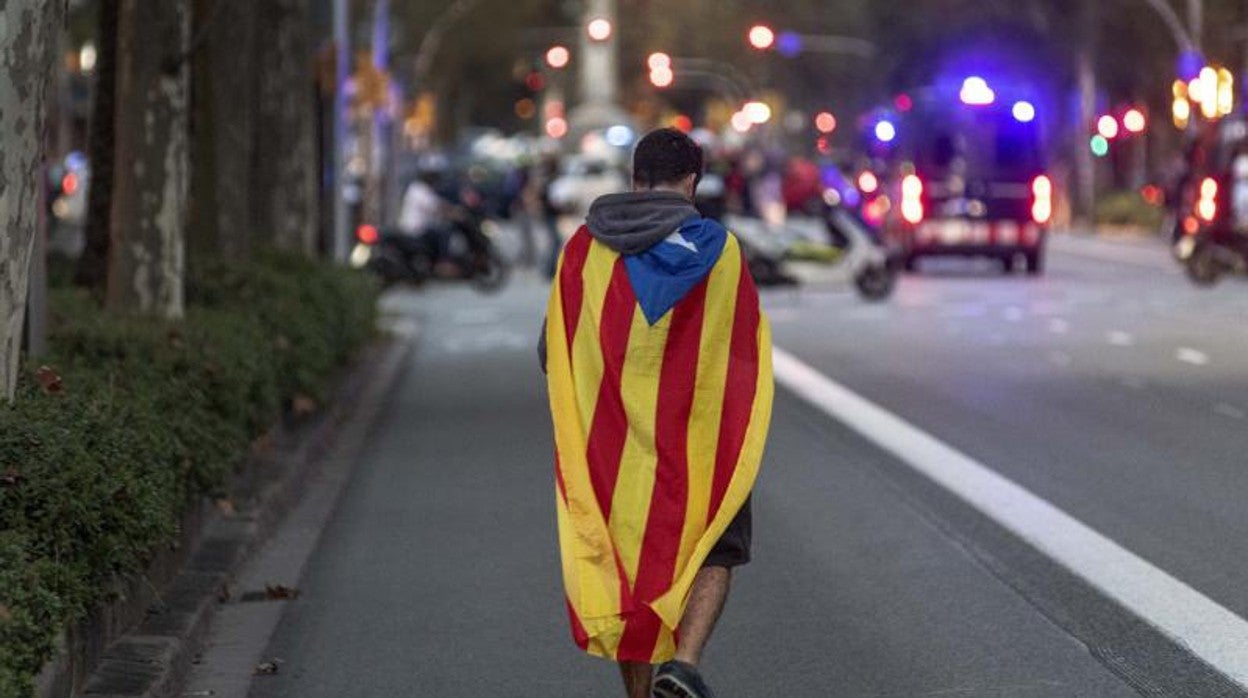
<box><xmin>1175</xmin><ymin>229</ymin><xmax>1248</xmax><ymax>286</ymax></box>
<box><xmin>724</xmin><ymin>201</ymin><xmax>899</xmax><ymax>301</ymax></box>
<box><xmin>350</xmin><ymin>208</ymin><xmax>510</xmax><ymax>293</ymax></box>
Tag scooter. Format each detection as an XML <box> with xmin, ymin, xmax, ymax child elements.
<box><xmin>1175</xmin><ymin>229</ymin><xmax>1248</xmax><ymax>286</ymax></box>
<box><xmin>724</xmin><ymin>202</ymin><xmax>899</xmax><ymax>301</ymax></box>
<box><xmin>350</xmin><ymin>207</ymin><xmax>510</xmax><ymax>293</ymax></box>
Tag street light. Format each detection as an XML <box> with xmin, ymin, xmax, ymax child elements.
<box><xmin>1123</xmin><ymin>108</ymin><xmax>1147</xmax><ymax>133</ymax></box>
<box><xmin>815</xmin><ymin>111</ymin><xmax>837</xmax><ymax>133</ymax></box>
<box><xmin>1097</xmin><ymin>115</ymin><xmax>1120</xmax><ymax>139</ymax></box>
<box><xmin>546</xmin><ymin>45</ymin><xmax>570</xmax><ymax>69</ymax></box>
<box><xmin>748</xmin><ymin>25</ymin><xmax>775</xmax><ymax>50</ymax></box>
<box><xmin>650</xmin><ymin>65</ymin><xmax>674</xmax><ymax>88</ymax></box>
<box><xmin>647</xmin><ymin>52</ymin><xmax>671</xmax><ymax>71</ymax></box>
<box><xmin>743</xmin><ymin>100</ymin><xmax>772</xmax><ymax>124</ymax></box>
<box><xmin>587</xmin><ymin>17</ymin><xmax>612</xmax><ymax>42</ymax></box>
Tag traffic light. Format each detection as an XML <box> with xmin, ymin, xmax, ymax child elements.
<box><xmin>1123</xmin><ymin>108</ymin><xmax>1146</xmax><ymax>134</ymax></box>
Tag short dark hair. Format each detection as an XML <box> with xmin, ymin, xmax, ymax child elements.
<box><xmin>632</xmin><ymin>128</ymin><xmax>704</xmax><ymax>189</ymax></box>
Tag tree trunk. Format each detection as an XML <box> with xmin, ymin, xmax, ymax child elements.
<box><xmin>252</xmin><ymin>0</ymin><xmax>319</xmax><ymax>256</ymax></box>
<box><xmin>105</xmin><ymin>0</ymin><xmax>189</xmax><ymax>318</ymax></box>
<box><xmin>188</xmin><ymin>0</ymin><xmax>256</xmax><ymax>260</ymax></box>
<box><xmin>73</xmin><ymin>0</ymin><xmax>117</xmax><ymax>293</ymax></box>
<box><xmin>0</xmin><ymin>0</ymin><xmax>65</xmax><ymax>400</ymax></box>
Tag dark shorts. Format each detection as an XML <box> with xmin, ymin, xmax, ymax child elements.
<box><xmin>703</xmin><ymin>496</ymin><xmax>752</xmax><ymax>568</ymax></box>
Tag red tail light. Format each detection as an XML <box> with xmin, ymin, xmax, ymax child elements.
<box><xmin>1197</xmin><ymin>177</ymin><xmax>1218</xmax><ymax>222</ymax></box>
<box><xmin>901</xmin><ymin>175</ymin><xmax>924</xmax><ymax>224</ymax></box>
<box><xmin>1031</xmin><ymin>175</ymin><xmax>1052</xmax><ymax>225</ymax></box>
<box><xmin>356</xmin><ymin>224</ymin><xmax>379</xmax><ymax>245</ymax></box>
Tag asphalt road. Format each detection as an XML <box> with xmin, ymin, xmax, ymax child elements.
<box><xmin>224</xmin><ymin>232</ymin><xmax>1248</xmax><ymax>697</ymax></box>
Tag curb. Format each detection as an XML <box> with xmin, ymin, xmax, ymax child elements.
<box><xmin>61</xmin><ymin>329</ymin><xmax>415</xmax><ymax>698</ymax></box>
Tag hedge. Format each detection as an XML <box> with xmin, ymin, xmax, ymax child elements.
<box><xmin>0</xmin><ymin>252</ymin><xmax>378</xmax><ymax>695</ymax></box>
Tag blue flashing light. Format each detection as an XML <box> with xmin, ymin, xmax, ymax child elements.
<box><xmin>959</xmin><ymin>76</ymin><xmax>995</xmax><ymax>106</ymax></box>
<box><xmin>776</xmin><ymin>31</ymin><xmax>802</xmax><ymax>58</ymax></box>
<box><xmin>1177</xmin><ymin>50</ymin><xmax>1204</xmax><ymax>81</ymax></box>
<box><xmin>1012</xmin><ymin>101</ymin><xmax>1036</xmax><ymax>123</ymax></box>
<box><xmin>874</xmin><ymin>120</ymin><xmax>897</xmax><ymax>143</ymax></box>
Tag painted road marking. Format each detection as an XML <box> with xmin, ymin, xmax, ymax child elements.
<box><xmin>1107</xmin><ymin>331</ymin><xmax>1135</xmax><ymax>347</ymax></box>
<box><xmin>1215</xmin><ymin>403</ymin><xmax>1247</xmax><ymax>421</ymax></box>
<box><xmin>1177</xmin><ymin>348</ymin><xmax>1211</xmax><ymax>366</ymax></box>
<box><xmin>772</xmin><ymin>346</ymin><xmax>1248</xmax><ymax>688</ymax></box>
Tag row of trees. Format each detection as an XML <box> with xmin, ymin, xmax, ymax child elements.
<box><xmin>0</xmin><ymin>0</ymin><xmax>323</xmax><ymax>400</ymax></box>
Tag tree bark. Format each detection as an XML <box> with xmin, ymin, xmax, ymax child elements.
<box><xmin>106</xmin><ymin>0</ymin><xmax>189</xmax><ymax>318</ymax></box>
<box><xmin>73</xmin><ymin>0</ymin><xmax>117</xmax><ymax>293</ymax></box>
<box><xmin>252</xmin><ymin>0</ymin><xmax>319</xmax><ymax>256</ymax></box>
<box><xmin>188</xmin><ymin>0</ymin><xmax>256</xmax><ymax>260</ymax></box>
<box><xmin>0</xmin><ymin>0</ymin><xmax>65</xmax><ymax>400</ymax></box>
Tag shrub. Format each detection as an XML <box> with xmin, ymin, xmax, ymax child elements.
<box><xmin>0</xmin><ymin>252</ymin><xmax>378</xmax><ymax>694</ymax></box>
<box><xmin>1095</xmin><ymin>189</ymin><xmax>1165</xmax><ymax>231</ymax></box>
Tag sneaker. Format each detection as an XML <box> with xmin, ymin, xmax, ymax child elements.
<box><xmin>652</xmin><ymin>660</ymin><xmax>716</xmax><ymax>698</ymax></box>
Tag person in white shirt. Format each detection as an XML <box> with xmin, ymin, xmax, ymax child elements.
<box><xmin>397</xmin><ymin>175</ymin><xmax>443</xmax><ymax>237</ymax></box>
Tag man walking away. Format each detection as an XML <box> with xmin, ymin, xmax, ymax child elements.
<box><xmin>541</xmin><ymin>128</ymin><xmax>774</xmax><ymax>697</ymax></box>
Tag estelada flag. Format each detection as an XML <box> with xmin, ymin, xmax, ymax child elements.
<box><xmin>544</xmin><ymin>223</ymin><xmax>773</xmax><ymax>663</ymax></box>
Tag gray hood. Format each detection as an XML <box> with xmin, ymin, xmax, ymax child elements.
<box><xmin>585</xmin><ymin>191</ymin><xmax>701</xmax><ymax>255</ymax></box>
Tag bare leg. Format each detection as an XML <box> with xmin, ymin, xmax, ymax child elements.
<box><xmin>674</xmin><ymin>566</ymin><xmax>732</xmax><ymax>666</ymax></box>
<box><xmin>619</xmin><ymin>661</ymin><xmax>653</xmax><ymax>698</ymax></box>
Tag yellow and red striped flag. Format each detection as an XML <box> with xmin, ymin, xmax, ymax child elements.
<box><xmin>545</xmin><ymin>225</ymin><xmax>773</xmax><ymax>663</ymax></box>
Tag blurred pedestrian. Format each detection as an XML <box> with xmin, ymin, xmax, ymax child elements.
<box><xmin>539</xmin><ymin>156</ymin><xmax>564</xmax><ymax>279</ymax></box>
<box><xmin>539</xmin><ymin>128</ymin><xmax>774</xmax><ymax>698</ymax></box>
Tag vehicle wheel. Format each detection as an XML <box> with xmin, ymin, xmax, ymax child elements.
<box><xmin>1185</xmin><ymin>241</ymin><xmax>1222</xmax><ymax>286</ymax></box>
<box><xmin>1025</xmin><ymin>250</ymin><xmax>1044</xmax><ymax>275</ymax></box>
<box><xmin>1002</xmin><ymin>255</ymin><xmax>1017</xmax><ymax>273</ymax></box>
<box><xmin>471</xmin><ymin>248</ymin><xmax>511</xmax><ymax>293</ymax></box>
<box><xmin>368</xmin><ymin>245</ymin><xmax>409</xmax><ymax>287</ymax></box>
<box><xmin>902</xmin><ymin>254</ymin><xmax>919</xmax><ymax>273</ymax></box>
<box><xmin>854</xmin><ymin>263</ymin><xmax>897</xmax><ymax>301</ymax></box>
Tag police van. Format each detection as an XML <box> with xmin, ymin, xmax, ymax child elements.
<box><xmin>880</xmin><ymin>76</ymin><xmax>1052</xmax><ymax>274</ymax></box>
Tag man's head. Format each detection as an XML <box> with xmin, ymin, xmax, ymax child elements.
<box><xmin>632</xmin><ymin>127</ymin><xmax>704</xmax><ymax>199</ymax></box>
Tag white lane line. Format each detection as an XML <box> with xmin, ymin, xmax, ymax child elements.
<box><xmin>1215</xmin><ymin>403</ymin><xmax>1247</xmax><ymax>420</ymax></box>
<box><xmin>1177</xmin><ymin>348</ymin><xmax>1211</xmax><ymax>366</ymax></box>
<box><xmin>772</xmin><ymin>347</ymin><xmax>1248</xmax><ymax>688</ymax></box>
<box><xmin>1107</xmin><ymin>331</ymin><xmax>1135</xmax><ymax>347</ymax></box>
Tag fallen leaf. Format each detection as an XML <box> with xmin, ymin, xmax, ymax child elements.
<box><xmin>0</xmin><ymin>604</ymin><xmax>11</xmax><ymax>622</ymax></box>
<box><xmin>264</xmin><ymin>584</ymin><xmax>300</xmax><ymax>600</ymax></box>
<box><xmin>290</xmin><ymin>394</ymin><xmax>317</xmax><ymax>417</ymax></box>
<box><xmin>0</xmin><ymin>468</ymin><xmax>20</xmax><ymax>488</ymax></box>
<box><xmin>35</xmin><ymin>366</ymin><xmax>63</xmax><ymax>394</ymax></box>
<box><xmin>215</xmin><ymin>498</ymin><xmax>236</xmax><ymax>517</ymax></box>
<box><xmin>253</xmin><ymin>660</ymin><xmax>282</xmax><ymax>676</ymax></box>
<box><xmin>250</xmin><ymin>433</ymin><xmax>274</xmax><ymax>455</ymax></box>
<box><xmin>217</xmin><ymin>583</ymin><xmax>232</xmax><ymax>603</ymax></box>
